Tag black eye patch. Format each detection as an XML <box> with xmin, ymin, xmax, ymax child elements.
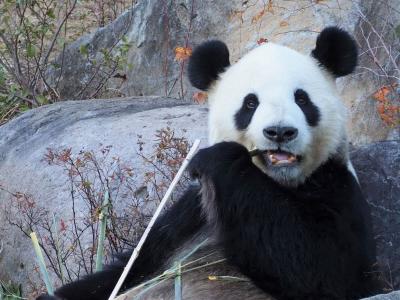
<box><xmin>294</xmin><ymin>89</ymin><xmax>320</xmax><ymax>127</ymax></box>
<box><xmin>234</xmin><ymin>93</ymin><xmax>259</xmax><ymax>130</ymax></box>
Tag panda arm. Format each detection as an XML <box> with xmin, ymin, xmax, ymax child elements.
<box><xmin>37</xmin><ymin>185</ymin><xmax>205</xmax><ymax>300</ymax></box>
<box><xmin>189</xmin><ymin>142</ymin><xmax>377</xmax><ymax>299</ymax></box>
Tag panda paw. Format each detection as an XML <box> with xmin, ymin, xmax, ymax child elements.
<box><xmin>189</xmin><ymin>141</ymin><xmax>251</xmax><ymax>179</ymax></box>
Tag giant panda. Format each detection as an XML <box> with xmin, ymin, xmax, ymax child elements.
<box><xmin>37</xmin><ymin>27</ymin><xmax>384</xmax><ymax>300</ymax></box>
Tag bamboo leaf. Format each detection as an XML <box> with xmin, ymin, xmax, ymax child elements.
<box><xmin>95</xmin><ymin>191</ymin><xmax>109</xmax><ymax>272</ymax></box>
<box><xmin>30</xmin><ymin>232</ymin><xmax>54</xmax><ymax>295</ymax></box>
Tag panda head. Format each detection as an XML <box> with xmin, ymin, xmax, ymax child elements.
<box><xmin>188</xmin><ymin>27</ymin><xmax>358</xmax><ymax>187</ymax></box>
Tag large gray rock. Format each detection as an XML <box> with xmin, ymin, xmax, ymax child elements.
<box><xmin>351</xmin><ymin>141</ymin><xmax>400</xmax><ymax>291</ymax></box>
<box><xmin>0</xmin><ymin>97</ymin><xmax>208</xmax><ymax>291</ymax></box>
<box><xmin>47</xmin><ymin>0</ymin><xmax>399</xmax><ymax>145</ymax></box>
<box><xmin>47</xmin><ymin>0</ymin><xmax>236</xmax><ymax>100</ymax></box>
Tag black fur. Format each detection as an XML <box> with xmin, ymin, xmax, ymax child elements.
<box><xmin>37</xmin><ymin>186</ymin><xmax>205</xmax><ymax>300</ymax></box>
<box><xmin>38</xmin><ymin>142</ymin><xmax>382</xmax><ymax>300</ymax></box>
<box><xmin>235</xmin><ymin>93</ymin><xmax>259</xmax><ymax>130</ymax></box>
<box><xmin>312</xmin><ymin>27</ymin><xmax>358</xmax><ymax>77</ymax></box>
<box><xmin>294</xmin><ymin>89</ymin><xmax>320</xmax><ymax>127</ymax></box>
<box><xmin>188</xmin><ymin>40</ymin><xmax>230</xmax><ymax>90</ymax></box>
<box><xmin>189</xmin><ymin>142</ymin><xmax>382</xmax><ymax>300</ymax></box>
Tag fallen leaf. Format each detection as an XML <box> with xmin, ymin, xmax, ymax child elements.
<box><xmin>280</xmin><ymin>21</ymin><xmax>289</xmax><ymax>27</ymax></box>
<box><xmin>193</xmin><ymin>91</ymin><xmax>208</xmax><ymax>104</ymax></box>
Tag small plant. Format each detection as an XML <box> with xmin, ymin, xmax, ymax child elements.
<box><xmin>0</xmin><ymin>281</ymin><xmax>23</xmax><ymax>300</ymax></box>
<box><xmin>1</xmin><ymin>128</ymin><xmax>190</xmax><ymax>298</ymax></box>
<box><xmin>0</xmin><ymin>0</ymin><xmax>134</xmax><ymax>125</ymax></box>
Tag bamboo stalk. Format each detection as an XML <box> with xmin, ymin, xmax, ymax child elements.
<box><xmin>174</xmin><ymin>261</ymin><xmax>182</xmax><ymax>300</ymax></box>
<box><xmin>108</xmin><ymin>139</ymin><xmax>201</xmax><ymax>300</ymax></box>
<box><xmin>249</xmin><ymin>148</ymin><xmax>261</xmax><ymax>156</ymax></box>
<box><xmin>96</xmin><ymin>191</ymin><xmax>109</xmax><ymax>272</ymax></box>
<box><xmin>30</xmin><ymin>232</ymin><xmax>54</xmax><ymax>295</ymax></box>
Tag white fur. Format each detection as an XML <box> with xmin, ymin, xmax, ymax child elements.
<box><xmin>207</xmin><ymin>43</ymin><xmax>348</xmax><ymax>186</ymax></box>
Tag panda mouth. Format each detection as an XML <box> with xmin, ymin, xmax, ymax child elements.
<box><xmin>260</xmin><ymin>150</ymin><xmax>299</xmax><ymax>166</ymax></box>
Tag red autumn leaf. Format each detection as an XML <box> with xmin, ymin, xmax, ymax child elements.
<box><xmin>193</xmin><ymin>92</ymin><xmax>208</xmax><ymax>104</ymax></box>
<box><xmin>257</xmin><ymin>37</ymin><xmax>268</xmax><ymax>45</ymax></box>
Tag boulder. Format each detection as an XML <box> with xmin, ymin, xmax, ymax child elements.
<box><xmin>351</xmin><ymin>141</ymin><xmax>400</xmax><ymax>291</ymax></box>
<box><xmin>0</xmin><ymin>97</ymin><xmax>208</xmax><ymax>293</ymax></box>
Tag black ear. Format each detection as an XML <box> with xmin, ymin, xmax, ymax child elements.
<box><xmin>188</xmin><ymin>40</ymin><xmax>230</xmax><ymax>91</ymax></box>
<box><xmin>311</xmin><ymin>27</ymin><xmax>358</xmax><ymax>77</ymax></box>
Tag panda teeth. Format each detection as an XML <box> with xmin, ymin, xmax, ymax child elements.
<box><xmin>275</xmin><ymin>159</ymin><xmax>290</xmax><ymax>165</ymax></box>
<box><xmin>268</xmin><ymin>152</ymin><xmax>297</xmax><ymax>165</ymax></box>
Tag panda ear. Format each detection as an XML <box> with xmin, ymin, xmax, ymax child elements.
<box><xmin>311</xmin><ymin>27</ymin><xmax>358</xmax><ymax>77</ymax></box>
<box><xmin>188</xmin><ymin>40</ymin><xmax>230</xmax><ymax>91</ymax></box>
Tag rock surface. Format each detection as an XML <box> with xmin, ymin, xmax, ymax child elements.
<box><xmin>363</xmin><ymin>291</ymin><xmax>400</xmax><ymax>300</ymax></box>
<box><xmin>0</xmin><ymin>98</ymin><xmax>399</xmax><ymax>297</ymax></box>
<box><xmin>351</xmin><ymin>140</ymin><xmax>400</xmax><ymax>291</ymax></box>
<box><xmin>47</xmin><ymin>0</ymin><xmax>399</xmax><ymax>145</ymax></box>
<box><xmin>0</xmin><ymin>97</ymin><xmax>208</xmax><ymax>291</ymax></box>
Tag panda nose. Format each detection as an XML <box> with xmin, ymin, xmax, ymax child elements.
<box><xmin>263</xmin><ymin>126</ymin><xmax>298</xmax><ymax>143</ymax></box>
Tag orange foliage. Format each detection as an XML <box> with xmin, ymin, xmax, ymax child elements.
<box><xmin>373</xmin><ymin>84</ymin><xmax>399</xmax><ymax>127</ymax></box>
<box><xmin>373</xmin><ymin>85</ymin><xmax>392</xmax><ymax>102</ymax></box>
<box><xmin>193</xmin><ymin>91</ymin><xmax>208</xmax><ymax>104</ymax></box>
<box><xmin>174</xmin><ymin>46</ymin><xmax>192</xmax><ymax>62</ymax></box>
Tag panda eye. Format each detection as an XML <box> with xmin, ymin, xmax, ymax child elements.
<box><xmin>245</xmin><ymin>94</ymin><xmax>259</xmax><ymax>110</ymax></box>
<box><xmin>294</xmin><ymin>89</ymin><xmax>309</xmax><ymax>106</ymax></box>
